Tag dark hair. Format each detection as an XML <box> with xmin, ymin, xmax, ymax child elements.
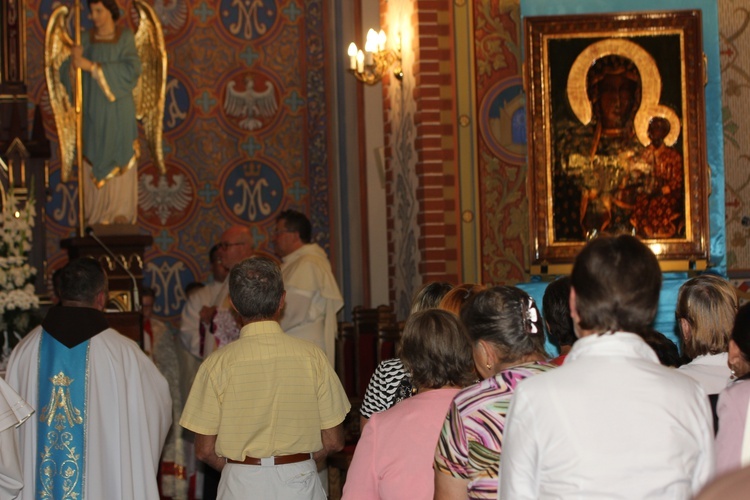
<box><xmin>400</xmin><ymin>310</ymin><xmax>475</xmax><ymax>390</ymax></box>
<box><xmin>637</xmin><ymin>328</ymin><xmax>681</xmax><ymax>367</ymax></box>
<box><xmin>229</xmin><ymin>257</ymin><xmax>284</xmax><ymax>320</ymax></box>
<box><xmin>52</xmin><ymin>267</ymin><xmax>63</xmax><ymax>299</ymax></box>
<box><xmin>571</xmin><ymin>235</ymin><xmax>661</xmax><ymax>333</ymax></box>
<box><xmin>209</xmin><ymin>244</ymin><xmax>221</xmax><ymax>264</ymax></box>
<box><xmin>543</xmin><ymin>276</ymin><xmax>576</xmax><ymax>349</ymax></box>
<box><xmin>88</xmin><ymin>0</ymin><xmax>120</xmax><ymax>21</ymax></box>
<box><xmin>59</xmin><ymin>258</ymin><xmax>107</xmax><ymax>304</ymax></box>
<box><xmin>410</xmin><ymin>282</ymin><xmax>453</xmax><ymax>314</ymax></box>
<box><xmin>141</xmin><ymin>286</ymin><xmax>156</xmax><ymax>300</ymax></box>
<box><xmin>460</xmin><ymin>286</ymin><xmax>547</xmax><ymax>364</ymax></box>
<box><xmin>732</xmin><ymin>303</ymin><xmax>750</xmax><ymax>363</ymax></box>
<box><xmin>277</xmin><ymin>209</ymin><xmax>312</xmax><ymax>243</ymax></box>
<box><xmin>676</xmin><ymin>275</ymin><xmax>737</xmax><ymax>358</ymax></box>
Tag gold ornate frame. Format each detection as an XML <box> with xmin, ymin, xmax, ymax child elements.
<box><xmin>525</xmin><ymin>10</ymin><xmax>709</xmax><ymax>270</ymax></box>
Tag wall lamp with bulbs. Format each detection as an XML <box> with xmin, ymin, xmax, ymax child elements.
<box><xmin>347</xmin><ymin>29</ymin><xmax>403</xmax><ymax>85</ymax></box>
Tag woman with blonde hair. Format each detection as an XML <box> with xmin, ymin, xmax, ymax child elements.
<box><xmin>676</xmin><ymin>274</ymin><xmax>739</xmax><ymax>395</ymax></box>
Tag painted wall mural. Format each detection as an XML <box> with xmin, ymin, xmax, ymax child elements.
<box><xmin>719</xmin><ymin>0</ymin><xmax>750</xmax><ymax>272</ymax></box>
<box><xmin>26</xmin><ymin>0</ymin><xmax>333</xmax><ymax>324</ymax></box>
<box><xmin>473</xmin><ymin>0</ymin><xmax>529</xmax><ymax>284</ymax></box>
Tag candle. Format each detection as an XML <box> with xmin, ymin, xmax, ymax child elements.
<box><xmin>365</xmin><ymin>29</ymin><xmax>377</xmax><ymax>65</ymax></box>
<box><xmin>348</xmin><ymin>43</ymin><xmax>358</xmax><ymax>70</ymax></box>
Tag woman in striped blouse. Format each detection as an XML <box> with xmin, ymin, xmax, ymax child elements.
<box><xmin>433</xmin><ymin>286</ymin><xmax>557</xmax><ymax>500</ymax></box>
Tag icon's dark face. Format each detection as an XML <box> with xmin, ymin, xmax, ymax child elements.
<box><xmin>647</xmin><ymin>118</ymin><xmax>670</xmax><ymax>146</ymax></box>
<box><xmin>597</xmin><ymin>74</ymin><xmax>637</xmax><ymax>130</ymax></box>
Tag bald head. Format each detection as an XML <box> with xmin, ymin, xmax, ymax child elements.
<box><xmin>218</xmin><ymin>226</ymin><xmax>254</xmax><ymax>271</ymax></box>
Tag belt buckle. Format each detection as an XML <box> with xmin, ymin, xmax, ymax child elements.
<box><xmin>261</xmin><ymin>457</ymin><xmax>275</xmax><ymax>466</ymax></box>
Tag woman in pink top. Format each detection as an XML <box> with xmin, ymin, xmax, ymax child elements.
<box><xmin>715</xmin><ymin>303</ymin><xmax>750</xmax><ymax>475</ymax></box>
<box><xmin>342</xmin><ymin>310</ymin><xmax>475</xmax><ymax>500</ymax></box>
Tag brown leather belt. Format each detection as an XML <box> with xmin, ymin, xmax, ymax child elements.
<box><xmin>226</xmin><ymin>453</ymin><xmax>312</xmax><ymax>466</ymax></box>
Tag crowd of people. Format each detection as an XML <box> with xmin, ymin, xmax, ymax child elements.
<box><xmin>0</xmin><ymin>224</ymin><xmax>748</xmax><ymax>500</ymax></box>
<box><xmin>345</xmin><ymin>234</ymin><xmax>750</xmax><ymax>500</ymax></box>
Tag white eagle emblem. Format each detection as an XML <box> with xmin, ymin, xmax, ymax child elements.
<box><xmin>152</xmin><ymin>0</ymin><xmax>188</xmax><ymax>33</ymax></box>
<box><xmin>224</xmin><ymin>77</ymin><xmax>278</xmax><ymax>131</ymax></box>
<box><xmin>138</xmin><ymin>174</ymin><xmax>192</xmax><ymax>224</ymax></box>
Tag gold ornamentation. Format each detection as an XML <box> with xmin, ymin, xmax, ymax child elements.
<box><xmin>566</xmin><ymin>38</ymin><xmax>681</xmax><ymax>147</ymax></box>
<box><xmin>38</xmin><ymin>431</ymin><xmax>81</xmax><ymax>499</ymax></box>
<box><xmin>44</xmin><ymin>5</ymin><xmax>76</xmax><ymax>183</ymax></box>
<box><xmin>40</xmin><ymin>371</ymin><xmax>83</xmax><ymax>430</ymax></box>
<box><xmin>133</xmin><ymin>0</ymin><xmax>168</xmax><ymax>175</ymax></box>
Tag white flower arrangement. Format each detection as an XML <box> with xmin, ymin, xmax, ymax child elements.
<box><xmin>0</xmin><ymin>188</ymin><xmax>39</xmax><ymax>369</ymax></box>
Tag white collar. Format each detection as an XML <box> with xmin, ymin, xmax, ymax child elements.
<box><xmin>567</xmin><ymin>331</ymin><xmax>659</xmax><ymax>364</ymax></box>
<box><xmin>685</xmin><ymin>352</ymin><xmax>728</xmax><ymax>366</ymax></box>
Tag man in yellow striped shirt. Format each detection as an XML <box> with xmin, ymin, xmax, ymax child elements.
<box><xmin>180</xmin><ymin>256</ymin><xmax>350</xmax><ymax>499</ymax></box>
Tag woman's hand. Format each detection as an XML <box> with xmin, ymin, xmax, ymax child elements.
<box><xmin>71</xmin><ymin>45</ymin><xmax>94</xmax><ymax>72</ymax></box>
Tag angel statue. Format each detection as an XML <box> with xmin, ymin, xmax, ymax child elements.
<box><xmin>45</xmin><ymin>0</ymin><xmax>166</xmax><ymax>228</ymax></box>
<box><xmin>224</xmin><ymin>77</ymin><xmax>278</xmax><ymax>131</ymax></box>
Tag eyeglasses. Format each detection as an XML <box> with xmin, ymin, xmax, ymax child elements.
<box><xmin>217</xmin><ymin>241</ymin><xmax>246</xmax><ymax>250</ymax></box>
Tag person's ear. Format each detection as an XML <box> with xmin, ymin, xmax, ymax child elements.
<box><xmin>95</xmin><ymin>290</ymin><xmax>108</xmax><ymax>311</ymax></box>
<box><xmin>679</xmin><ymin>318</ymin><xmax>691</xmax><ymax>342</ymax></box>
<box><xmin>276</xmin><ymin>291</ymin><xmax>286</xmax><ymax>317</ymax></box>
<box><xmin>478</xmin><ymin>339</ymin><xmax>497</xmax><ymax>366</ymax></box>
<box><xmin>569</xmin><ymin>288</ymin><xmax>580</xmax><ymax>323</ymax></box>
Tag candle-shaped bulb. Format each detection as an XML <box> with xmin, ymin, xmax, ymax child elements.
<box><xmin>378</xmin><ymin>30</ymin><xmax>387</xmax><ymax>52</ymax></box>
<box><xmin>364</xmin><ymin>30</ymin><xmax>375</xmax><ymax>65</ymax></box>
<box><xmin>348</xmin><ymin>42</ymin><xmax>358</xmax><ymax>70</ymax></box>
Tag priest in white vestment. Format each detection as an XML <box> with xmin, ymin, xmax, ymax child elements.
<box><xmin>274</xmin><ymin>210</ymin><xmax>344</xmax><ymax>366</ymax></box>
<box><xmin>179</xmin><ymin>244</ymin><xmax>229</xmax><ymax>359</ymax></box>
<box><xmin>5</xmin><ymin>258</ymin><xmax>171</xmax><ymax>500</ymax></box>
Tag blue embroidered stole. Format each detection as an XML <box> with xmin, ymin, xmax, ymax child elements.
<box><xmin>37</xmin><ymin>330</ymin><xmax>89</xmax><ymax>499</ymax></box>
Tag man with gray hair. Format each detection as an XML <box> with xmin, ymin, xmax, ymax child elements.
<box><xmin>180</xmin><ymin>256</ymin><xmax>350</xmax><ymax>499</ymax></box>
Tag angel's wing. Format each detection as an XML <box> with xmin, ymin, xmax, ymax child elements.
<box><xmin>224</xmin><ymin>81</ymin><xmax>249</xmax><ymax>118</ymax></box>
<box><xmin>253</xmin><ymin>81</ymin><xmax>277</xmax><ymax>118</ymax></box>
<box><xmin>133</xmin><ymin>0</ymin><xmax>167</xmax><ymax>175</ymax></box>
<box><xmin>44</xmin><ymin>5</ymin><xmax>76</xmax><ymax>182</ymax></box>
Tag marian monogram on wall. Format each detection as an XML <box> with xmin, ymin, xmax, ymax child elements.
<box><xmin>524</xmin><ymin>10</ymin><xmax>710</xmax><ymax>268</ymax></box>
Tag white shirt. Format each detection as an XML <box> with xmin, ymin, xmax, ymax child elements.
<box><xmin>499</xmin><ymin>332</ymin><xmax>715</xmax><ymax>500</ymax></box>
<box><xmin>6</xmin><ymin>327</ymin><xmax>172</xmax><ymax>500</ymax></box>
<box><xmin>179</xmin><ymin>279</ymin><xmax>228</xmax><ymax>358</ymax></box>
<box><xmin>678</xmin><ymin>352</ymin><xmax>732</xmax><ymax>395</ymax></box>
<box><xmin>280</xmin><ymin>243</ymin><xmax>343</xmax><ymax>366</ymax></box>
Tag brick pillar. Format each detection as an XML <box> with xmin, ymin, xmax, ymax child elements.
<box><xmin>382</xmin><ymin>0</ymin><xmax>459</xmax><ymax>318</ymax></box>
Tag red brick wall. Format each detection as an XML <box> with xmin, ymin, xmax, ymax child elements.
<box><xmin>382</xmin><ymin>0</ymin><xmax>459</xmax><ymax>313</ymax></box>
